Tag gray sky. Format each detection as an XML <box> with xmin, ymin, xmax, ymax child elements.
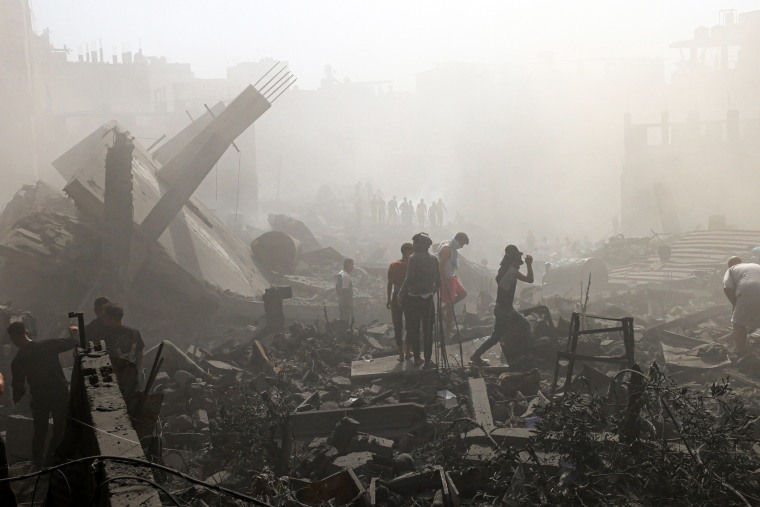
<box><xmin>29</xmin><ymin>0</ymin><xmax>759</xmax><ymax>90</ymax></box>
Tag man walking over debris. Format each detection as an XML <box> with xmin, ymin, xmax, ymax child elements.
<box><xmin>388</xmin><ymin>242</ymin><xmax>414</xmax><ymax>361</ymax></box>
<box><xmin>399</xmin><ymin>233</ymin><xmax>440</xmax><ymax>368</ymax></box>
<box><xmin>723</xmin><ymin>256</ymin><xmax>760</xmax><ymax>356</ymax></box>
<box><xmin>337</xmin><ymin>258</ymin><xmax>355</xmax><ymax>324</ymax></box>
<box><xmin>470</xmin><ymin>245</ymin><xmax>534</xmax><ymax>365</ymax></box>
<box><xmin>437</xmin><ymin>232</ymin><xmax>470</xmax><ymax>334</ymax></box>
<box><xmin>84</xmin><ymin>295</ymin><xmax>110</xmax><ymax>343</ymax></box>
<box><xmin>7</xmin><ymin>321</ymin><xmax>77</xmax><ymax>468</ymax></box>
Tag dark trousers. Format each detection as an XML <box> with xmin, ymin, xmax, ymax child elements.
<box><xmin>403</xmin><ymin>295</ymin><xmax>435</xmax><ymax>361</ymax></box>
<box><xmin>391</xmin><ymin>295</ymin><xmax>404</xmax><ymax>347</ymax></box>
<box><xmin>30</xmin><ymin>394</ymin><xmax>68</xmax><ymax>467</ymax></box>
<box><xmin>474</xmin><ymin>304</ymin><xmax>532</xmax><ymax>363</ymax></box>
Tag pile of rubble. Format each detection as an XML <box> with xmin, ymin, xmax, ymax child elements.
<box><xmin>96</xmin><ymin>287</ymin><xmax>758</xmax><ymax>506</ymax></box>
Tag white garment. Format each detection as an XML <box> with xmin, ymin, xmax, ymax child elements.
<box><xmin>724</xmin><ymin>263</ymin><xmax>760</xmax><ymax>330</ymax></box>
<box><xmin>338</xmin><ymin>270</ymin><xmax>352</xmax><ymax>289</ymax></box>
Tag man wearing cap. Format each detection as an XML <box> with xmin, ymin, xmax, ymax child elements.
<box><xmin>398</xmin><ymin>233</ymin><xmax>440</xmax><ymax>368</ymax></box>
<box><xmin>437</xmin><ymin>232</ymin><xmax>470</xmax><ymax>334</ymax></box>
<box><xmin>470</xmin><ymin>245</ymin><xmax>534</xmax><ymax>365</ymax></box>
<box><xmin>723</xmin><ymin>256</ymin><xmax>760</xmax><ymax>355</ymax></box>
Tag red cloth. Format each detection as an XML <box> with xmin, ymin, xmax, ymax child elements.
<box><xmin>441</xmin><ymin>275</ymin><xmax>465</xmax><ymax>303</ymax></box>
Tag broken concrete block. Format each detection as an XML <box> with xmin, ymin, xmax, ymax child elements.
<box><xmin>393</xmin><ymin>453</ymin><xmax>416</xmax><ymax>475</ymax></box>
<box><xmin>365</xmin><ymin>323</ymin><xmax>391</xmax><ymax>338</ymax></box>
<box><xmin>289</xmin><ymin>468</ymin><xmax>367</xmax><ymax>507</ymax></box>
<box><xmin>5</xmin><ymin>414</ymin><xmax>36</xmax><ymax>464</ymax></box>
<box><xmin>466</xmin><ymin>378</ymin><xmax>495</xmax><ymax>436</ymax></box>
<box><xmin>205</xmin><ymin>360</ymin><xmax>242</xmax><ymax>374</ymax></box>
<box><xmin>329</xmin><ymin>417</ymin><xmax>360</xmax><ymax>454</ymax></box>
<box><xmin>192</xmin><ymin>409</ymin><xmax>210</xmax><ymax>431</ymax></box>
<box><xmin>189</xmin><ymin>397</ymin><xmax>218</xmax><ymax>416</ymax></box>
<box><xmin>437</xmin><ymin>390</ymin><xmax>458</xmax><ymax>409</ymax></box>
<box><xmin>163</xmin><ymin>432</ymin><xmax>206</xmax><ymax>449</ymax></box>
<box><xmin>498</xmin><ymin>368</ymin><xmax>541</xmax><ymax>397</ymax></box>
<box><xmin>349</xmin><ymin>433</ymin><xmax>394</xmax><ymax>458</ymax></box>
<box><xmin>296</xmin><ymin>392</ymin><xmax>321</xmax><ymax>412</ymax></box>
<box><xmin>171</xmin><ymin>415</ymin><xmax>195</xmax><ymax>433</ymax></box>
<box><xmin>331</xmin><ymin>376</ymin><xmax>352</xmax><ymax>387</ymax></box>
<box><xmin>288</xmin><ymin>403</ymin><xmax>427</xmax><ymax>441</ymax></box>
<box><xmin>152</xmin><ymin>371</ymin><xmax>170</xmax><ymax>389</ymax></box>
<box><xmin>188</xmin><ymin>382</ymin><xmax>208</xmax><ymax>398</ymax></box>
<box><xmin>174</xmin><ymin>370</ymin><xmax>196</xmax><ymax>388</ymax></box>
<box><xmin>332</xmin><ymin>451</ymin><xmax>374</xmax><ymax>475</ymax></box>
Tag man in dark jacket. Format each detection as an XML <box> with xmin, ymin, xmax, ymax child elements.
<box><xmin>398</xmin><ymin>233</ymin><xmax>440</xmax><ymax>368</ymax></box>
<box><xmin>8</xmin><ymin>322</ymin><xmax>77</xmax><ymax>467</ymax></box>
<box><xmin>84</xmin><ymin>295</ymin><xmax>110</xmax><ymax>344</ymax></box>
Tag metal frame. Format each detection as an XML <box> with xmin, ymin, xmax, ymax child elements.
<box><xmin>551</xmin><ymin>312</ymin><xmax>635</xmax><ymax>396</ymax></box>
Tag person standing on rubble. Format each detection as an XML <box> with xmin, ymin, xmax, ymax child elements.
<box><xmin>0</xmin><ymin>372</ymin><xmax>17</xmax><ymax>505</ymax></box>
<box><xmin>428</xmin><ymin>201</ymin><xmax>438</xmax><ymax>228</ymax></box>
<box><xmin>84</xmin><ymin>296</ymin><xmax>110</xmax><ymax>343</ymax></box>
<box><xmin>377</xmin><ymin>194</ymin><xmax>386</xmax><ymax>224</ymax></box>
<box><xmin>436</xmin><ymin>198</ymin><xmax>446</xmax><ymax>226</ymax></box>
<box><xmin>388</xmin><ymin>243</ymin><xmax>414</xmax><ymax>361</ymax></box>
<box><xmin>437</xmin><ymin>232</ymin><xmax>470</xmax><ymax>334</ymax></box>
<box><xmin>370</xmin><ymin>194</ymin><xmax>378</xmax><ymax>224</ymax></box>
<box><xmin>401</xmin><ymin>198</ymin><xmax>413</xmax><ymax>227</ymax></box>
<box><xmin>337</xmin><ymin>258</ymin><xmax>355</xmax><ymax>325</ymax></box>
<box><xmin>7</xmin><ymin>321</ymin><xmax>77</xmax><ymax>468</ymax></box>
<box><xmin>416</xmin><ymin>199</ymin><xmax>427</xmax><ymax>229</ymax></box>
<box><xmin>398</xmin><ymin>233</ymin><xmax>440</xmax><ymax>368</ymax></box>
<box><xmin>470</xmin><ymin>245</ymin><xmax>534</xmax><ymax>365</ymax></box>
<box><xmin>387</xmin><ymin>196</ymin><xmax>399</xmax><ymax>224</ymax></box>
<box><xmin>723</xmin><ymin>256</ymin><xmax>760</xmax><ymax>356</ymax></box>
<box><xmin>101</xmin><ymin>304</ymin><xmax>145</xmax><ymax>399</ymax></box>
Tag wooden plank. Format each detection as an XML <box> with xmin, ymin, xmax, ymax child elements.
<box><xmin>351</xmin><ymin>336</ymin><xmax>508</xmax><ymax>380</ymax></box>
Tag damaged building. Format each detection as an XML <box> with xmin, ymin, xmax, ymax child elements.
<box><xmin>2</xmin><ymin>2</ymin><xmax>760</xmax><ymax>507</ymax></box>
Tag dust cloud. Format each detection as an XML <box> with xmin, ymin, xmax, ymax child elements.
<box><xmin>2</xmin><ymin>1</ymin><xmax>760</xmax><ymax>266</ymax></box>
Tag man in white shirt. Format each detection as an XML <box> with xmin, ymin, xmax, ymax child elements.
<box><xmin>723</xmin><ymin>256</ymin><xmax>760</xmax><ymax>355</ymax></box>
<box><xmin>337</xmin><ymin>258</ymin><xmax>355</xmax><ymax>323</ymax></box>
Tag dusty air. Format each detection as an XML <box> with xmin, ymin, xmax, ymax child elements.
<box><xmin>1</xmin><ymin>1</ymin><xmax>760</xmax><ymax>505</ymax></box>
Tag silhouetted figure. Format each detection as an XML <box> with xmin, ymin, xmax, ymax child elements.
<box><xmin>470</xmin><ymin>245</ymin><xmax>534</xmax><ymax>365</ymax></box>
<box><xmin>399</xmin><ymin>233</ymin><xmax>440</xmax><ymax>368</ymax></box>
<box><xmin>387</xmin><ymin>196</ymin><xmax>399</xmax><ymax>224</ymax></box>
<box><xmin>388</xmin><ymin>243</ymin><xmax>414</xmax><ymax>361</ymax></box>
<box><xmin>337</xmin><ymin>258</ymin><xmax>355</xmax><ymax>324</ymax></box>
<box><xmin>84</xmin><ymin>295</ymin><xmax>110</xmax><ymax>344</ymax></box>
<box><xmin>416</xmin><ymin>199</ymin><xmax>427</xmax><ymax>229</ymax></box>
<box><xmin>437</xmin><ymin>232</ymin><xmax>470</xmax><ymax>334</ymax></box>
<box><xmin>723</xmin><ymin>256</ymin><xmax>760</xmax><ymax>356</ymax></box>
<box><xmin>436</xmin><ymin>198</ymin><xmax>446</xmax><ymax>226</ymax></box>
<box><xmin>8</xmin><ymin>322</ymin><xmax>76</xmax><ymax>467</ymax></box>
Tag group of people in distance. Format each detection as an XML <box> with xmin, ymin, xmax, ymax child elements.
<box><xmin>367</xmin><ymin>196</ymin><xmax>447</xmax><ymax>228</ymax></box>
<box><xmin>380</xmin><ymin>231</ymin><xmax>535</xmax><ymax>369</ymax></box>
<box><xmin>3</xmin><ymin>296</ymin><xmax>144</xmax><ymax>471</ymax></box>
